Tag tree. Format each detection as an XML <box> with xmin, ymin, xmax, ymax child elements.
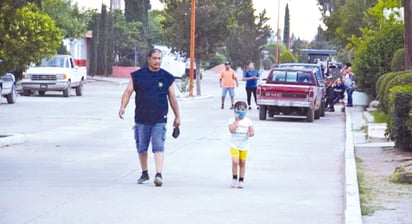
<box><xmin>124</xmin><ymin>0</ymin><xmax>151</xmax><ymax>65</ymax></box>
<box><xmin>0</xmin><ymin>3</ymin><xmax>62</xmax><ymax>76</ymax></box>
<box><xmin>349</xmin><ymin>0</ymin><xmax>403</xmax><ymax>97</ymax></box>
<box><xmin>283</xmin><ymin>4</ymin><xmax>290</xmax><ymax>48</ymax></box>
<box><xmin>88</xmin><ymin>13</ymin><xmax>99</xmax><ymax>76</ymax></box>
<box><xmin>404</xmin><ymin>0</ymin><xmax>412</xmax><ymax>69</ymax></box>
<box><xmin>323</xmin><ymin>0</ymin><xmax>377</xmax><ymax>49</ymax></box>
<box><xmin>106</xmin><ymin>9</ymin><xmax>114</xmax><ymax>75</ymax></box>
<box><xmin>97</xmin><ymin>4</ymin><xmax>108</xmax><ymax>76</ymax></box>
<box><xmin>112</xmin><ymin>10</ymin><xmax>143</xmax><ymax>66</ymax></box>
<box><xmin>352</xmin><ymin>22</ymin><xmax>404</xmax><ymax>97</ymax></box>
<box><xmin>89</xmin><ymin>4</ymin><xmax>115</xmax><ymax>76</ymax></box>
<box><xmin>162</xmin><ymin>0</ymin><xmax>234</xmax><ymax>95</ymax></box>
<box><xmin>148</xmin><ymin>9</ymin><xmax>164</xmax><ymax>45</ymax></box>
<box><xmin>226</xmin><ymin>0</ymin><xmax>271</xmax><ymax>70</ymax></box>
<box><xmin>42</xmin><ymin>0</ymin><xmax>87</xmax><ymax>38</ymax></box>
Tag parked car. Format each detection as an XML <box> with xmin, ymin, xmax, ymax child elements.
<box><xmin>277</xmin><ymin>63</ymin><xmax>327</xmax><ymax>116</ymax></box>
<box><xmin>21</xmin><ymin>55</ymin><xmax>87</xmax><ymax>97</ymax></box>
<box><xmin>0</xmin><ymin>72</ymin><xmax>17</xmax><ymax>104</ymax></box>
<box><xmin>257</xmin><ymin>68</ymin><xmax>323</xmax><ymax>122</ymax></box>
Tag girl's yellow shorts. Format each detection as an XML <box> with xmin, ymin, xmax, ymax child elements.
<box><xmin>230</xmin><ymin>146</ymin><xmax>248</xmax><ymax>160</ymax></box>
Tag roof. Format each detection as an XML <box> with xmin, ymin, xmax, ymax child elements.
<box><xmin>301</xmin><ymin>49</ymin><xmax>337</xmax><ymax>55</ymax></box>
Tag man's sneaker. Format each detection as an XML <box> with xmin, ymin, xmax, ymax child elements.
<box><xmin>231</xmin><ymin>179</ymin><xmax>238</xmax><ymax>188</ymax></box>
<box><xmin>237</xmin><ymin>181</ymin><xmax>244</xmax><ymax>189</ymax></box>
<box><xmin>154</xmin><ymin>176</ymin><xmax>163</xmax><ymax>187</ymax></box>
<box><xmin>248</xmin><ymin>106</ymin><xmax>251</xmax><ymax>110</ymax></box>
<box><xmin>137</xmin><ymin>173</ymin><xmax>149</xmax><ymax>184</ymax></box>
<box><xmin>230</xmin><ymin>104</ymin><xmax>234</xmax><ymax>110</ymax></box>
<box><xmin>221</xmin><ymin>104</ymin><xmax>224</xmax><ymax>109</ymax></box>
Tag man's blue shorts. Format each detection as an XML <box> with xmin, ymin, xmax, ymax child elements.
<box><xmin>133</xmin><ymin>123</ymin><xmax>166</xmax><ymax>154</ymax></box>
<box><xmin>221</xmin><ymin>87</ymin><xmax>235</xmax><ymax>97</ymax></box>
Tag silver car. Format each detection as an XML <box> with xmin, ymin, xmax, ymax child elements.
<box><xmin>0</xmin><ymin>72</ymin><xmax>17</xmax><ymax>104</ymax></box>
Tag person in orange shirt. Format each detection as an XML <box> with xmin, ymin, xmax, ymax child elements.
<box><xmin>219</xmin><ymin>61</ymin><xmax>239</xmax><ymax>109</ymax></box>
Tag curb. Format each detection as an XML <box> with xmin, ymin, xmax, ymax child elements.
<box><xmin>177</xmin><ymin>95</ymin><xmax>213</xmax><ymax>101</ymax></box>
<box><xmin>0</xmin><ymin>133</ymin><xmax>25</xmax><ymax>148</ymax></box>
<box><xmin>344</xmin><ymin>107</ymin><xmax>363</xmax><ymax>224</ymax></box>
<box><xmin>87</xmin><ymin>77</ymin><xmax>129</xmax><ymax>85</ymax></box>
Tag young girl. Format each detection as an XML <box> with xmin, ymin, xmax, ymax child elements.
<box><xmin>228</xmin><ymin>101</ymin><xmax>255</xmax><ymax>188</ymax></box>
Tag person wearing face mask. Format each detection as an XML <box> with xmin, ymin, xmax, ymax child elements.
<box><xmin>228</xmin><ymin>101</ymin><xmax>255</xmax><ymax>189</ymax></box>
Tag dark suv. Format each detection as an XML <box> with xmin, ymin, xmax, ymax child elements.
<box><xmin>277</xmin><ymin>63</ymin><xmax>326</xmax><ymax>116</ymax></box>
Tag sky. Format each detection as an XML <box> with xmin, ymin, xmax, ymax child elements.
<box><xmin>73</xmin><ymin>0</ymin><xmax>323</xmax><ymax>41</ymax></box>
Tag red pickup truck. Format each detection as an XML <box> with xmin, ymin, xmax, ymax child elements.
<box><xmin>257</xmin><ymin>68</ymin><xmax>322</xmax><ymax>122</ymax></box>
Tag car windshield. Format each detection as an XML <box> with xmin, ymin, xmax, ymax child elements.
<box><xmin>279</xmin><ymin>64</ymin><xmax>322</xmax><ymax>80</ymax></box>
<box><xmin>38</xmin><ymin>57</ymin><xmax>66</xmax><ymax>67</ymax></box>
<box><xmin>270</xmin><ymin>71</ymin><xmax>313</xmax><ymax>84</ymax></box>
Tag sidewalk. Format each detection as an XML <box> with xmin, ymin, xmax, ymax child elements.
<box><xmin>344</xmin><ymin>105</ymin><xmax>395</xmax><ymax>224</ymax></box>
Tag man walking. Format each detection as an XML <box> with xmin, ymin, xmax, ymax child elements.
<box><xmin>219</xmin><ymin>61</ymin><xmax>238</xmax><ymax>109</ymax></box>
<box><xmin>119</xmin><ymin>48</ymin><xmax>181</xmax><ymax>187</ymax></box>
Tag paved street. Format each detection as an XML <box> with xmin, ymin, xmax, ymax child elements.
<box><xmin>0</xmin><ymin>71</ymin><xmax>345</xmax><ymax>224</ymax></box>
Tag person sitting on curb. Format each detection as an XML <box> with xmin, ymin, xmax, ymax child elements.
<box><xmin>327</xmin><ymin>77</ymin><xmax>345</xmax><ymax>112</ymax></box>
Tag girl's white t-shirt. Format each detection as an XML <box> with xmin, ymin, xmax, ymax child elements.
<box><xmin>228</xmin><ymin>117</ymin><xmax>253</xmax><ymax>150</ymax></box>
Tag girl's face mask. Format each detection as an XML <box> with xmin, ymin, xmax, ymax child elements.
<box><xmin>235</xmin><ymin>109</ymin><xmax>246</xmax><ymax>119</ymax></box>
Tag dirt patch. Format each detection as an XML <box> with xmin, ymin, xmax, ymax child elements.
<box><xmin>356</xmin><ymin>146</ymin><xmax>412</xmax><ymax>224</ymax></box>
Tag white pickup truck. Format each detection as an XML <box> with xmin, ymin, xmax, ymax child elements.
<box><xmin>22</xmin><ymin>55</ymin><xmax>87</xmax><ymax>97</ymax></box>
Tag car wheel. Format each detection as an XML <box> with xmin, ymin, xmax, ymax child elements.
<box><xmin>75</xmin><ymin>82</ymin><xmax>83</xmax><ymax>96</ymax></box>
<box><xmin>63</xmin><ymin>88</ymin><xmax>70</xmax><ymax>97</ymax></box>
<box><xmin>259</xmin><ymin>105</ymin><xmax>267</xmax><ymax>120</ymax></box>
<box><xmin>38</xmin><ymin>90</ymin><xmax>46</xmax><ymax>96</ymax></box>
<box><xmin>6</xmin><ymin>84</ymin><xmax>17</xmax><ymax>104</ymax></box>
<box><xmin>314</xmin><ymin>108</ymin><xmax>320</xmax><ymax>120</ymax></box>
<box><xmin>320</xmin><ymin>100</ymin><xmax>326</xmax><ymax>117</ymax></box>
<box><xmin>22</xmin><ymin>89</ymin><xmax>31</xmax><ymax>96</ymax></box>
<box><xmin>306</xmin><ymin>108</ymin><xmax>314</xmax><ymax>122</ymax></box>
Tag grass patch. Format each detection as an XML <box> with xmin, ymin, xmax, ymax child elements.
<box><xmin>356</xmin><ymin>157</ymin><xmax>378</xmax><ymax>215</ymax></box>
<box><xmin>369</xmin><ymin>110</ymin><xmax>389</xmax><ymax>123</ymax></box>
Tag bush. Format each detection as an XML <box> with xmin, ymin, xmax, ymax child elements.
<box><xmin>353</xmin><ymin>22</ymin><xmax>404</xmax><ymax>98</ymax></box>
<box><xmin>381</xmin><ymin>71</ymin><xmax>412</xmax><ymax>113</ymax></box>
<box><xmin>387</xmin><ymin>85</ymin><xmax>412</xmax><ymax>151</ymax></box>
<box><xmin>376</xmin><ymin>71</ymin><xmax>401</xmax><ymax>113</ymax></box>
<box><xmin>279</xmin><ymin>50</ymin><xmax>297</xmax><ymax>63</ymax></box>
<box><xmin>390</xmin><ymin>48</ymin><xmax>405</xmax><ymax>72</ymax></box>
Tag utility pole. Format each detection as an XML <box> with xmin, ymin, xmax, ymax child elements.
<box><xmin>276</xmin><ymin>0</ymin><xmax>280</xmax><ymax>64</ymax></box>
<box><xmin>189</xmin><ymin>0</ymin><xmax>196</xmax><ymax>96</ymax></box>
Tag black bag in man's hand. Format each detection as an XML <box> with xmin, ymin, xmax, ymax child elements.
<box><xmin>172</xmin><ymin>127</ymin><xmax>180</xmax><ymax>138</ymax></box>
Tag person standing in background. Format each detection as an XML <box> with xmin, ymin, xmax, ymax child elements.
<box><xmin>342</xmin><ymin>63</ymin><xmax>355</xmax><ymax>107</ymax></box>
<box><xmin>242</xmin><ymin>62</ymin><xmax>260</xmax><ymax>110</ymax></box>
<box><xmin>219</xmin><ymin>61</ymin><xmax>238</xmax><ymax>109</ymax></box>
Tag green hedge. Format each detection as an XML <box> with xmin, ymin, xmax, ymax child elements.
<box><xmin>379</xmin><ymin>71</ymin><xmax>412</xmax><ymax>113</ymax></box>
<box><xmin>390</xmin><ymin>48</ymin><xmax>405</xmax><ymax>72</ymax></box>
<box><xmin>387</xmin><ymin>85</ymin><xmax>412</xmax><ymax>151</ymax></box>
<box><xmin>376</xmin><ymin>71</ymin><xmax>399</xmax><ymax>112</ymax></box>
